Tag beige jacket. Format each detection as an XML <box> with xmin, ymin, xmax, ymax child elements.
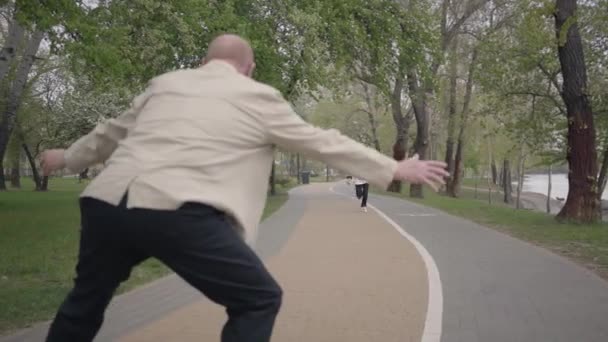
<box><xmin>65</xmin><ymin>60</ymin><xmax>398</xmax><ymax>245</ymax></box>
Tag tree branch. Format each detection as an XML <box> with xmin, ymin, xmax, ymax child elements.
<box><xmin>506</xmin><ymin>91</ymin><xmax>566</xmax><ymax>115</ymax></box>
<box><xmin>444</xmin><ymin>0</ymin><xmax>491</xmax><ymax>48</ymax></box>
<box><xmin>537</xmin><ymin>62</ymin><xmax>562</xmax><ymax>95</ymax></box>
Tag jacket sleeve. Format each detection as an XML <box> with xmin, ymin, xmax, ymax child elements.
<box><xmin>258</xmin><ymin>89</ymin><xmax>397</xmax><ymax>189</ymax></box>
<box><xmin>63</xmin><ymin>87</ymin><xmax>153</xmax><ymax>173</ymax></box>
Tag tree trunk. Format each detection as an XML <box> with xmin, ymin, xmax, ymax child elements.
<box><xmin>326</xmin><ymin>164</ymin><xmax>330</xmax><ymax>182</ymax></box>
<box><xmin>487</xmin><ymin>170</ymin><xmax>493</xmax><ymax>205</ymax></box>
<box><xmin>7</xmin><ymin>133</ymin><xmax>21</xmax><ymax>188</ymax></box>
<box><xmin>491</xmin><ymin>159</ymin><xmax>498</xmax><ymax>185</ymax></box>
<box><xmin>554</xmin><ymin>0</ymin><xmax>600</xmax><ymax>223</ymax></box>
<box><xmin>498</xmin><ymin>164</ymin><xmax>504</xmax><ymax>187</ymax></box>
<box><xmin>388</xmin><ymin>76</ymin><xmax>407</xmax><ymax>193</ymax></box>
<box><xmin>22</xmin><ymin>143</ymin><xmax>45</xmax><ymax>191</ymax></box>
<box><xmin>487</xmin><ymin>138</ymin><xmax>493</xmax><ymax>205</ymax></box>
<box><xmin>269</xmin><ymin>159</ymin><xmax>276</xmax><ymax>196</ymax></box>
<box><xmin>361</xmin><ymin>82</ymin><xmax>382</xmax><ymax>152</ymax></box>
<box><xmin>40</xmin><ymin>176</ymin><xmax>48</xmax><ymax>191</ymax></box>
<box><xmin>296</xmin><ymin>154</ymin><xmax>301</xmax><ymax>184</ymax></box>
<box><xmin>0</xmin><ymin>17</ymin><xmax>25</xmax><ymax>86</ymax></box>
<box><xmin>450</xmin><ymin>49</ymin><xmax>478</xmax><ymax>197</ymax></box>
<box><xmin>0</xmin><ymin>30</ymin><xmax>44</xmax><ymax>191</ymax></box>
<box><xmin>0</xmin><ymin>18</ymin><xmax>25</xmax><ymax>190</ymax></box>
<box><xmin>450</xmin><ymin>138</ymin><xmax>464</xmax><ymax>197</ymax></box>
<box><xmin>407</xmin><ymin>71</ymin><xmax>430</xmax><ymax>198</ymax></box>
<box><xmin>503</xmin><ymin>159</ymin><xmax>513</xmax><ymax>204</ymax></box>
<box><xmin>597</xmin><ymin>146</ymin><xmax>608</xmax><ymax>200</ymax></box>
<box><xmin>547</xmin><ymin>164</ymin><xmax>553</xmax><ymax>214</ymax></box>
<box><xmin>516</xmin><ymin>150</ymin><xmax>526</xmax><ymax>209</ymax></box>
<box><xmin>444</xmin><ymin>38</ymin><xmax>459</xmax><ymax>194</ymax></box>
<box><xmin>9</xmin><ymin>167</ymin><xmax>20</xmax><ymax>188</ymax></box>
<box><xmin>0</xmin><ymin>160</ymin><xmax>5</xmax><ymax>190</ymax></box>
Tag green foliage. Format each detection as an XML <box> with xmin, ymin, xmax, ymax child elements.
<box><xmin>62</xmin><ymin>0</ymin><xmax>326</xmax><ymax>98</ymax></box>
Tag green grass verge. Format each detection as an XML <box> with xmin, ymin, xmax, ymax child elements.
<box><xmin>0</xmin><ymin>177</ymin><xmax>293</xmax><ymax>335</ymax></box>
<box><xmin>376</xmin><ymin>186</ymin><xmax>608</xmax><ymax>280</ymax></box>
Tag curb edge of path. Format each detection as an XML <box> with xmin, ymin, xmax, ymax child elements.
<box><xmin>329</xmin><ymin>184</ymin><xmax>443</xmax><ymax>342</ymax></box>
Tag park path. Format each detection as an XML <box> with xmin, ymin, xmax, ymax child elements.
<box><xmin>1</xmin><ymin>183</ymin><xmax>430</xmax><ymax>342</ymax></box>
<box><xmin>332</xmin><ymin>183</ymin><xmax>608</xmax><ymax>342</ymax></box>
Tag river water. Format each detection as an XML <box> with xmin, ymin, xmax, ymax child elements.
<box><xmin>521</xmin><ymin>173</ymin><xmax>608</xmax><ymax>200</ymax></box>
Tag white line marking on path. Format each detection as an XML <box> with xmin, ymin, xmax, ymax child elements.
<box><xmin>398</xmin><ymin>213</ymin><xmax>438</xmax><ymax>217</ymax></box>
<box><xmin>330</xmin><ymin>184</ymin><xmax>443</xmax><ymax>342</ymax></box>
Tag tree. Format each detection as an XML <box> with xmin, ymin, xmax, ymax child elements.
<box><xmin>408</xmin><ymin>0</ymin><xmax>490</xmax><ymax>198</ymax></box>
<box><xmin>0</xmin><ymin>0</ymin><xmax>87</xmax><ymax>190</ymax></box>
<box><xmin>0</xmin><ymin>29</ymin><xmax>44</xmax><ymax>189</ymax></box>
<box><xmin>450</xmin><ymin>48</ymin><xmax>479</xmax><ymax>196</ymax></box>
<box><xmin>554</xmin><ymin>0</ymin><xmax>601</xmax><ymax>222</ymax></box>
<box><xmin>444</xmin><ymin>37</ymin><xmax>460</xmax><ymax>193</ymax></box>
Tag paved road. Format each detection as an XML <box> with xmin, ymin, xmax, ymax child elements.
<box><xmin>333</xmin><ymin>183</ymin><xmax>608</xmax><ymax>342</ymax></box>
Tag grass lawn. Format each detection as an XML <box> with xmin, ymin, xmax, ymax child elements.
<box><xmin>376</xmin><ymin>186</ymin><xmax>608</xmax><ymax>280</ymax></box>
<box><xmin>0</xmin><ymin>177</ymin><xmax>293</xmax><ymax>335</ymax></box>
<box><xmin>460</xmin><ymin>177</ymin><xmax>500</xmax><ymax>190</ymax></box>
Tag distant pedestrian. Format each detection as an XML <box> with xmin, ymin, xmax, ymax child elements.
<box><xmin>354</xmin><ymin>178</ymin><xmax>369</xmax><ymax>212</ymax></box>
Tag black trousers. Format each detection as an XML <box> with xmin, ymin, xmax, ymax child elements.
<box><xmin>355</xmin><ymin>183</ymin><xmax>369</xmax><ymax>207</ymax></box>
<box><xmin>46</xmin><ymin>196</ymin><xmax>282</xmax><ymax>342</ymax></box>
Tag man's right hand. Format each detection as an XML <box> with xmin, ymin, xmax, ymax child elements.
<box><xmin>40</xmin><ymin>149</ymin><xmax>67</xmax><ymax>176</ymax></box>
<box><xmin>394</xmin><ymin>154</ymin><xmax>449</xmax><ymax>192</ymax></box>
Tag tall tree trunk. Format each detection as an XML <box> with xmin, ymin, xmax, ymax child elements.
<box><xmin>450</xmin><ymin>49</ymin><xmax>478</xmax><ymax>197</ymax></box>
<box><xmin>597</xmin><ymin>146</ymin><xmax>608</xmax><ymax>200</ymax></box>
<box><xmin>547</xmin><ymin>164</ymin><xmax>553</xmax><ymax>214</ymax></box>
<box><xmin>0</xmin><ymin>16</ymin><xmax>25</xmax><ymax>86</ymax></box>
<box><xmin>491</xmin><ymin>159</ymin><xmax>498</xmax><ymax>185</ymax></box>
<box><xmin>296</xmin><ymin>154</ymin><xmax>301</xmax><ymax>184</ymax></box>
<box><xmin>554</xmin><ymin>0</ymin><xmax>600</xmax><ymax>223</ymax></box>
<box><xmin>22</xmin><ymin>143</ymin><xmax>45</xmax><ymax>191</ymax></box>
<box><xmin>269</xmin><ymin>158</ymin><xmax>276</xmax><ymax>196</ymax></box>
<box><xmin>10</xmin><ymin>166</ymin><xmax>20</xmax><ymax>188</ymax></box>
<box><xmin>487</xmin><ymin>138</ymin><xmax>493</xmax><ymax>204</ymax></box>
<box><xmin>0</xmin><ymin>30</ymin><xmax>44</xmax><ymax>191</ymax></box>
<box><xmin>503</xmin><ymin>159</ymin><xmax>513</xmax><ymax>204</ymax></box>
<box><xmin>444</xmin><ymin>38</ymin><xmax>459</xmax><ymax>193</ymax></box>
<box><xmin>407</xmin><ymin>71</ymin><xmax>430</xmax><ymax>198</ymax></box>
<box><xmin>40</xmin><ymin>175</ymin><xmax>48</xmax><ymax>191</ymax></box>
<box><xmin>289</xmin><ymin>154</ymin><xmax>296</xmax><ymax>177</ymax></box>
<box><xmin>7</xmin><ymin>132</ymin><xmax>21</xmax><ymax>188</ymax></box>
<box><xmin>388</xmin><ymin>76</ymin><xmax>406</xmax><ymax>193</ymax></box>
<box><xmin>516</xmin><ymin>149</ymin><xmax>526</xmax><ymax>209</ymax></box>
<box><xmin>0</xmin><ymin>17</ymin><xmax>25</xmax><ymax>191</ymax></box>
<box><xmin>0</xmin><ymin>160</ymin><xmax>5</xmax><ymax>190</ymax></box>
<box><xmin>398</xmin><ymin>0</ymin><xmax>486</xmax><ymax>198</ymax></box>
<box><xmin>361</xmin><ymin>82</ymin><xmax>382</xmax><ymax>152</ymax></box>
<box><xmin>498</xmin><ymin>163</ymin><xmax>504</xmax><ymax>187</ymax></box>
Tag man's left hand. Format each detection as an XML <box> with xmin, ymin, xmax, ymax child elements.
<box><xmin>40</xmin><ymin>149</ymin><xmax>67</xmax><ymax>176</ymax></box>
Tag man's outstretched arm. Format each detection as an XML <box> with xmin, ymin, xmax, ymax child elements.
<box><xmin>257</xmin><ymin>89</ymin><xmax>448</xmax><ymax>190</ymax></box>
<box><xmin>41</xmin><ymin>88</ymin><xmax>152</xmax><ymax>175</ymax></box>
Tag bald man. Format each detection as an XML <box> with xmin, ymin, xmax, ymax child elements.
<box><xmin>41</xmin><ymin>34</ymin><xmax>448</xmax><ymax>342</ymax></box>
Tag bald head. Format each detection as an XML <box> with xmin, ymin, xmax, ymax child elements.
<box><xmin>203</xmin><ymin>34</ymin><xmax>256</xmax><ymax>77</ymax></box>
